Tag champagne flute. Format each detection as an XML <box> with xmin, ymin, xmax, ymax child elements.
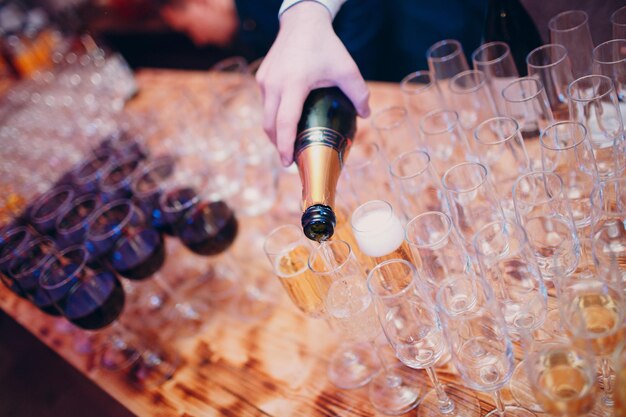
<box><xmin>592</xmin><ymin>39</ymin><xmax>626</xmax><ymax>106</ymax></box>
<box><xmin>311</xmin><ymin>239</ymin><xmax>421</xmax><ymax>412</ymax></box>
<box><xmin>449</xmin><ymin>70</ymin><xmax>498</xmax><ymax>138</ymax></box>
<box><xmin>427</xmin><ymin>39</ymin><xmax>470</xmax><ymax>94</ymax></box>
<box><xmin>471</xmin><ymin>41</ymin><xmax>519</xmax><ymax>115</ymax></box>
<box><xmin>368</xmin><ymin>259</ymin><xmax>480</xmax><ymax>417</ymax></box>
<box><xmin>612</xmin><ymin>6</ymin><xmax>626</xmax><ymax>40</ymax></box>
<box><xmin>400</xmin><ymin>70</ymin><xmax>445</xmax><ymax>128</ymax></box>
<box><xmin>436</xmin><ymin>274</ymin><xmax>536</xmax><ymax>417</ymax></box>
<box><xmin>371</xmin><ymin>106</ymin><xmax>421</xmax><ymax>159</ymax></box>
<box><xmin>548</xmin><ymin>10</ymin><xmax>594</xmax><ymax>79</ymax></box>
<box><xmin>418</xmin><ymin>110</ymin><xmax>473</xmax><ymax>174</ymax></box>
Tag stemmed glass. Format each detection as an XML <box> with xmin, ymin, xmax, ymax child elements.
<box><xmin>512</xmin><ymin>171</ymin><xmax>579</xmax><ymax>281</ymax></box>
<box><xmin>368</xmin><ymin>259</ymin><xmax>480</xmax><ymax>417</ymax></box>
<box><xmin>99</xmin><ymin>155</ymin><xmax>142</xmax><ymax>202</ymax></box>
<box><xmin>71</xmin><ymin>148</ymin><xmax>115</xmax><ymax>195</ymax></box>
<box><xmin>448</xmin><ymin>69</ymin><xmax>498</xmax><ymax>137</ymax></box>
<box><xmin>612</xmin><ymin>6</ymin><xmax>626</xmax><ymax>39</ymax></box>
<box><xmin>388</xmin><ymin>150</ymin><xmax>449</xmax><ymax>221</ymax></box>
<box><xmin>311</xmin><ymin>239</ymin><xmax>421</xmax><ymax>413</ymax></box>
<box><xmin>371</xmin><ymin>106</ymin><xmax>420</xmax><ymax>159</ymax></box>
<box><xmin>400</xmin><ymin>70</ymin><xmax>445</xmax><ymax>127</ymax></box>
<box><xmin>539</xmin><ymin>121</ymin><xmax>599</xmax><ymax>230</ymax></box>
<box><xmin>29</xmin><ymin>185</ymin><xmax>75</xmax><ymax>234</ymax></box>
<box><xmin>472</xmin><ymin>116</ymin><xmax>531</xmax><ymax>215</ymax></box>
<box><xmin>39</xmin><ymin>245</ymin><xmax>178</xmax><ymax>386</ymax></box>
<box><xmin>567</xmin><ymin>74</ymin><xmax>626</xmax><ymax>180</ymax></box>
<box><xmin>418</xmin><ymin>110</ymin><xmax>472</xmax><ymax>174</ymax></box>
<box><xmin>548</xmin><ymin>10</ymin><xmax>594</xmax><ymax>80</ymax></box>
<box><xmin>526</xmin><ymin>44</ymin><xmax>574</xmax><ymax>121</ymax></box>
<box><xmin>264</xmin><ymin>225</ymin><xmax>374</xmax><ymax>389</ymax></box>
<box><xmin>436</xmin><ymin>274</ymin><xmax>535</xmax><ymax>417</ymax></box>
<box><xmin>55</xmin><ymin>194</ymin><xmax>101</xmax><ymax>249</ymax></box>
<box><xmin>426</xmin><ymin>40</ymin><xmax>470</xmax><ymax>92</ymax></box>
<box><xmin>592</xmin><ymin>39</ymin><xmax>626</xmax><ymax>106</ymax></box>
<box><xmin>471</xmin><ymin>41</ymin><xmax>519</xmax><ymax>115</ymax></box>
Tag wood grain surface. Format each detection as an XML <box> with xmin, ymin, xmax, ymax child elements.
<box><xmin>0</xmin><ymin>69</ymin><xmax>602</xmax><ymax>417</ymax></box>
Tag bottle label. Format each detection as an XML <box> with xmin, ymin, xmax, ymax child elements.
<box><xmin>294</xmin><ymin>127</ymin><xmax>349</xmax><ymax>159</ymax></box>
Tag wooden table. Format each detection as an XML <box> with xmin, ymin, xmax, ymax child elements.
<box><xmin>0</xmin><ymin>68</ymin><xmax>580</xmax><ymax>417</ymax></box>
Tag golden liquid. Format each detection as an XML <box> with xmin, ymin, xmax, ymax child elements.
<box><xmin>274</xmin><ymin>244</ymin><xmax>332</xmax><ymax>318</ymax></box>
<box><xmin>533</xmin><ymin>349</ymin><xmax>596</xmax><ymax>416</ymax></box>
<box><xmin>616</xmin><ymin>368</ymin><xmax>626</xmax><ymax>417</ymax></box>
<box><xmin>332</xmin><ymin>206</ymin><xmax>370</xmax><ymax>272</ymax></box>
<box><xmin>567</xmin><ymin>292</ymin><xmax>624</xmax><ymax>357</ymax></box>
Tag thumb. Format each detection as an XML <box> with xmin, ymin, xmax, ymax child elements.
<box><xmin>336</xmin><ymin>72</ymin><xmax>371</xmax><ymax>118</ymax></box>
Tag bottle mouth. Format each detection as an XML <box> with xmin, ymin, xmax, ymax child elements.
<box><xmin>301</xmin><ymin>204</ymin><xmax>336</xmax><ymax>242</ymax></box>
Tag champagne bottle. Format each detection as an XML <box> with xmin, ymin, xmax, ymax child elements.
<box><xmin>294</xmin><ymin>87</ymin><xmax>357</xmax><ymax>242</ymax></box>
<box><xmin>483</xmin><ymin>0</ymin><xmax>543</xmax><ymax>76</ymax></box>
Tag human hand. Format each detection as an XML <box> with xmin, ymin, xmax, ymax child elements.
<box><xmin>256</xmin><ymin>2</ymin><xmax>370</xmax><ymax>166</ymax></box>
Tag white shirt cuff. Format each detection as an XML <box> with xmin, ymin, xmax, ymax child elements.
<box><xmin>279</xmin><ymin>0</ymin><xmax>347</xmax><ymax>20</ymax></box>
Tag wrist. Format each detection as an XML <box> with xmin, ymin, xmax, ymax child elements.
<box><xmin>279</xmin><ymin>1</ymin><xmax>333</xmax><ymax>28</ymax></box>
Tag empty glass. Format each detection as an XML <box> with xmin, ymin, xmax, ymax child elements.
<box><xmin>418</xmin><ymin>110</ymin><xmax>472</xmax><ymax>174</ymax></box>
<box><xmin>540</xmin><ymin>121</ymin><xmax>598</xmax><ymax>230</ymax></box>
<box><xmin>501</xmin><ymin>77</ymin><xmax>555</xmax><ymax>149</ymax></box>
<box><xmin>612</xmin><ymin>6</ymin><xmax>626</xmax><ymax>40</ymax></box>
<box><xmin>567</xmin><ymin>74</ymin><xmax>626</xmax><ymax>180</ymax></box>
<box><xmin>368</xmin><ymin>259</ymin><xmax>480</xmax><ymax>417</ymax></box>
<box><xmin>426</xmin><ymin>39</ymin><xmax>470</xmax><ymax>92</ymax></box>
<box><xmin>388</xmin><ymin>150</ymin><xmax>449</xmax><ymax>220</ymax></box>
<box><xmin>29</xmin><ymin>185</ymin><xmax>75</xmax><ymax>234</ymax></box>
<box><xmin>449</xmin><ymin>70</ymin><xmax>498</xmax><ymax>137</ymax></box>
<box><xmin>441</xmin><ymin>161</ymin><xmax>505</xmax><ymax>248</ymax></box>
<box><xmin>512</xmin><ymin>171</ymin><xmax>580</xmax><ymax>280</ymax></box>
<box><xmin>473</xmin><ymin>116</ymin><xmax>531</xmax><ymax>215</ymax></box>
<box><xmin>400</xmin><ymin>70</ymin><xmax>445</xmax><ymax>127</ymax></box>
<box><xmin>548</xmin><ymin>10</ymin><xmax>594</xmax><ymax>79</ymax></box>
<box><xmin>55</xmin><ymin>194</ymin><xmax>101</xmax><ymax>249</ymax></box>
<box><xmin>592</xmin><ymin>39</ymin><xmax>626</xmax><ymax>105</ymax></box>
<box><xmin>371</xmin><ymin>106</ymin><xmax>420</xmax><ymax>159</ymax></box>
<box><xmin>471</xmin><ymin>41</ymin><xmax>519</xmax><ymax>115</ymax></box>
<box><xmin>526</xmin><ymin>44</ymin><xmax>574</xmax><ymax>121</ymax></box>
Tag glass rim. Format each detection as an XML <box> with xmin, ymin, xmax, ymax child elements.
<box><xmin>371</xmin><ymin>106</ymin><xmax>409</xmax><ymax>131</ymax></box>
<box><xmin>474</xmin><ymin>116</ymin><xmax>520</xmax><ymax>146</ymax></box>
<box><xmin>419</xmin><ymin>109</ymin><xmax>460</xmax><ymax>135</ymax></box>
<box><xmin>548</xmin><ymin>10</ymin><xmax>589</xmax><ymax>33</ymax></box>
<box><xmin>85</xmin><ymin>199</ymin><xmax>136</xmax><ymax>242</ymax></box>
<box><xmin>56</xmin><ymin>194</ymin><xmax>99</xmax><ymax>235</ymax></box>
<box><xmin>449</xmin><ymin>70</ymin><xmax>487</xmax><ymax>95</ymax></box>
<box><xmin>405</xmin><ymin>211</ymin><xmax>453</xmax><ymax>249</ymax></box>
<box><xmin>344</xmin><ymin>142</ymin><xmax>382</xmax><ymax>171</ymax></box>
<box><xmin>389</xmin><ymin>149</ymin><xmax>432</xmax><ymax>180</ymax></box>
<box><xmin>526</xmin><ymin>44</ymin><xmax>568</xmax><ymax>69</ymax></box>
<box><xmin>350</xmin><ymin>199</ymin><xmax>394</xmax><ymax>234</ymax></box>
<box><xmin>434</xmin><ymin>274</ymin><xmax>482</xmax><ymax>318</ymax></box>
<box><xmin>426</xmin><ymin>39</ymin><xmax>464</xmax><ymax>63</ymax></box>
<box><xmin>73</xmin><ymin>150</ymin><xmax>114</xmax><ymax>185</ymax></box>
<box><xmin>39</xmin><ymin>245</ymin><xmax>88</xmax><ymax>291</ymax></box>
<box><xmin>539</xmin><ymin>121</ymin><xmax>588</xmax><ymax>151</ymax></box>
<box><xmin>400</xmin><ymin>70</ymin><xmax>435</xmax><ymax>95</ymax></box>
<box><xmin>512</xmin><ymin>170</ymin><xmax>565</xmax><ymax>206</ymax></box>
<box><xmin>567</xmin><ymin>74</ymin><xmax>616</xmax><ymax>103</ymax></box>
<box><xmin>501</xmin><ymin>77</ymin><xmax>544</xmax><ymax>103</ymax></box>
<box><xmin>307</xmin><ymin>239</ymin><xmax>354</xmax><ymax>276</ymax></box>
<box><xmin>0</xmin><ymin>226</ymin><xmax>31</xmax><ymax>265</ymax></box>
<box><xmin>31</xmin><ymin>185</ymin><xmax>75</xmax><ymax>225</ymax></box>
<box><xmin>611</xmin><ymin>5</ymin><xmax>626</xmax><ymax>26</ymax></box>
<box><xmin>367</xmin><ymin>258</ymin><xmax>418</xmax><ymax>300</ymax></box>
<box><xmin>471</xmin><ymin>41</ymin><xmax>512</xmax><ymax>66</ymax></box>
<box><xmin>593</xmin><ymin>39</ymin><xmax>626</xmax><ymax>64</ymax></box>
<box><xmin>100</xmin><ymin>156</ymin><xmax>141</xmax><ymax>193</ymax></box>
<box><xmin>472</xmin><ymin>219</ymin><xmax>528</xmax><ymax>257</ymax></box>
<box><xmin>131</xmin><ymin>155</ymin><xmax>176</xmax><ymax>198</ymax></box>
<box><xmin>9</xmin><ymin>236</ymin><xmax>56</xmax><ymax>279</ymax></box>
<box><xmin>262</xmin><ymin>224</ymin><xmax>304</xmax><ymax>257</ymax></box>
<box><xmin>442</xmin><ymin>161</ymin><xmax>489</xmax><ymax>194</ymax></box>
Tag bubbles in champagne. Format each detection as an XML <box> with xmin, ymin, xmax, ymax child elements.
<box><xmin>352</xmin><ymin>207</ymin><xmax>405</xmax><ymax>258</ymax></box>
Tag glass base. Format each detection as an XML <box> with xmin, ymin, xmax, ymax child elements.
<box><xmin>484</xmin><ymin>406</ymin><xmax>536</xmax><ymax>417</ymax></box>
<box><xmin>327</xmin><ymin>342</ymin><xmax>379</xmax><ymax>389</ymax></box>
<box><xmin>417</xmin><ymin>384</ymin><xmax>481</xmax><ymax>417</ymax></box>
<box><xmin>369</xmin><ymin>364</ymin><xmax>421</xmax><ymax>415</ymax></box>
<box><xmin>509</xmin><ymin>361</ymin><xmax>544</xmax><ymax>413</ymax></box>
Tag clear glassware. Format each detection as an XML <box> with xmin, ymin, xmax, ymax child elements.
<box><xmin>426</xmin><ymin>39</ymin><xmax>470</xmax><ymax>95</ymax></box>
<box><xmin>0</xmin><ymin>225</ymin><xmax>35</xmax><ymax>297</ymax></box>
<box><xmin>539</xmin><ymin>121</ymin><xmax>598</xmax><ymax>230</ymax></box>
<box><xmin>441</xmin><ymin>161</ymin><xmax>505</xmax><ymax>248</ymax></box>
<box><xmin>388</xmin><ymin>150</ymin><xmax>449</xmax><ymax>220</ymax></box>
<box><xmin>436</xmin><ymin>273</ymin><xmax>524</xmax><ymax>417</ymax></box>
<box><xmin>592</xmin><ymin>39</ymin><xmax>626</xmax><ymax>106</ymax></box>
<box><xmin>548</xmin><ymin>10</ymin><xmax>594</xmax><ymax>80</ymax></box>
<box><xmin>29</xmin><ymin>185</ymin><xmax>75</xmax><ymax>235</ymax></box>
<box><xmin>612</xmin><ymin>6</ymin><xmax>626</xmax><ymax>40</ymax></box>
<box><xmin>405</xmin><ymin>211</ymin><xmax>472</xmax><ymax>295</ymax></box>
<box><xmin>71</xmin><ymin>148</ymin><xmax>116</xmax><ymax>195</ymax></box>
<box><xmin>400</xmin><ymin>70</ymin><xmax>445</xmax><ymax>128</ymax></box>
<box><xmin>526</xmin><ymin>44</ymin><xmax>574</xmax><ymax>121</ymax></box>
<box><xmin>567</xmin><ymin>74</ymin><xmax>626</xmax><ymax>180</ymax></box>
<box><xmin>473</xmin><ymin>220</ymin><xmax>548</xmax><ymax>338</ymax></box>
<box><xmin>449</xmin><ymin>70</ymin><xmax>498</xmax><ymax>137</ymax></box>
<box><xmin>471</xmin><ymin>41</ymin><xmax>519</xmax><ymax>115</ymax></box>
<box><xmin>368</xmin><ymin>259</ymin><xmax>480</xmax><ymax>417</ymax></box>
<box><xmin>512</xmin><ymin>171</ymin><xmax>580</xmax><ymax>281</ymax></box>
<box><xmin>39</xmin><ymin>245</ymin><xmax>179</xmax><ymax>387</ymax></box>
<box><xmin>371</xmin><ymin>106</ymin><xmax>421</xmax><ymax>159</ymax></box>
<box><xmin>472</xmin><ymin>116</ymin><xmax>531</xmax><ymax>215</ymax></box>
<box><xmin>522</xmin><ymin>337</ymin><xmax>597</xmax><ymax>416</ymax></box>
<box><xmin>131</xmin><ymin>155</ymin><xmax>176</xmax><ymax>235</ymax></box>
<box><xmin>99</xmin><ymin>155</ymin><xmax>142</xmax><ymax>203</ymax></box>
<box><xmin>55</xmin><ymin>194</ymin><xmax>101</xmax><ymax>249</ymax></box>
<box><xmin>501</xmin><ymin>77</ymin><xmax>555</xmax><ymax>152</ymax></box>
<box><xmin>418</xmin><ymin>110</ymin><xmax>473</xmax><ymax>174</ymax></box>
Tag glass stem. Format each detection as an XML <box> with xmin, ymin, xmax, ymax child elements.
<box><xmin>492</xmin><ymin>389</ymin><xmax>506</xmax><ymax>416</ymax></box>
<box><xmin>600</xmin><ymin>357</ymin><xmax>615</xmax><ymax>407</ymax></box>
<box><xmin>425</xmin><ymin>366</ymin><xmax>455</xmax><ymax>414</ymax></box>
